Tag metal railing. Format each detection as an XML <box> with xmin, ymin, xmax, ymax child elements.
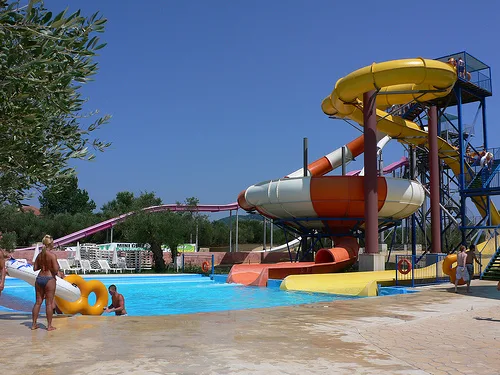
<box><xmin>479</xmin><ymin>228</ymin><xmax>499</xmax><ymax>276</ymax></box>
<box><xmin>396</xmin><ymin>253</ymin><xmax>485</xmax><ymax>287</ymax></box>
<box><xmin>396</xmin><ymin>254</ymin><xmax>447</xmax><ymax>287</ymax></box>
<box><xmin>435</xmin><ymin>51</ymin><xmax>492</xmax><ymax>94</ymax></box>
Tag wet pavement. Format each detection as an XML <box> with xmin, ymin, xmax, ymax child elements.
<box><xmin>1</xmin><ymin>280</ymin><xmax>499</xmax><ymax>375</ymax></box>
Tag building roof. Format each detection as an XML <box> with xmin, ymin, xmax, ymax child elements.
<box><xmin>21</xmin><ymin>205</ymin><xmax>41</xmax><ymax>216</ymax></box>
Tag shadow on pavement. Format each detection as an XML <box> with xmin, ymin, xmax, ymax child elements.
<box><xmin>435</xmin><ymin>282</ymin><xmax>500</xmax><ymax>300</ymax></box>
<box><xmin>474</xmin><ymin>316</ymin><xmax>500</xmax><ymax>322</ymax></box>
<box><xmin>0</xmin><ymin>313</ymin><xmax>31</xmax><ymax>320</ymax></box>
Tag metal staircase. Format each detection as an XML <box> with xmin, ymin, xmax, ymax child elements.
<box><xmin>466</xmin><ymin>160</ymin><xmax>500</xmax><ymax>189</ymax></box>
<box><xmin>402</xmin><ymin>103</ymin><xmax>426</xmax><ymax>121</ymax></box>
<box><xmin>389</xmin><ymin>102</ymin><xmax>426</xmax><ymax>121</ymax></box>
<box><xmin>481</xmin><ymin>246</ymin><xmax>500</xmax><ymax>280</ymax></box>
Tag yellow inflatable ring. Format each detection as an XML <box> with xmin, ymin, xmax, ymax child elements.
<box><xmin>55</xmin><ymin>274</ymin><xmax>109</xmax><ymax>315</ymax></box>
<box><xmin>442</xmin><ymin>254</ymin><xmax>466</xmax><ymax>285</ymax></box>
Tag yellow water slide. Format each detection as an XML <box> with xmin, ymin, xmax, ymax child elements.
<box><xmin>281</xmin><ymin>261</ymin><xmax>445</xmax><ymax>297</ymax></box>
<box><xmin>322</xmin><ymin>58</ymin><xmax>500</xmax><ymax>233</ymax></box>
<box><xmin>281</xmin><ymin>58</ymin><xmax>498</xmax><ymax>295</ymax></box>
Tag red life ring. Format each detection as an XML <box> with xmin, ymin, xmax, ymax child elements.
<box><xmin>397</xmin><ymin>258</ymin><xmax>412</xmax><ymax>275</ymax></box>
<box><xmin>201</xmin><ymin>261</ymin><xmax>210</xmax><ymax>273</ymax></box>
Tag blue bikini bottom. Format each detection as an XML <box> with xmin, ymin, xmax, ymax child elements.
<box><xmin>35</xmin><ymin>275</ymin><xmax>55</xmax><ymax>288</ymax></box>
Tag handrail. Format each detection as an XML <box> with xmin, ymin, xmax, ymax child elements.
<box><xmin>420</xmin><ymin>185</ymin><xmax>458</xmax><ymax>225</ymax></box>
<box><xmin>477</xmin><ymin>226</ymin><xmax>500</xmax><ymax>256</ymax></box>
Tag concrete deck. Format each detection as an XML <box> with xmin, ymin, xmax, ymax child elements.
<box><xmin>1</xmin><ymin>281</ymin><xmax>500</xmax><ymax>375</ymax></box>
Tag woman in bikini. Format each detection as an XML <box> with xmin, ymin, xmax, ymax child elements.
<box><xmin>32</xmin><ymin>235</ymin><xmax>60</xmax><ymax>331</ymax></box>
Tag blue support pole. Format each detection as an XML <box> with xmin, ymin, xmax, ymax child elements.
<box><xmin>412</xmin><ymin>214</ymin><xmax>417</xmax><ymax>257</ymax></box>
<box><xmin>395</xmin><ymin>255</ymin><xmax>399</xmax><ymax>286</ymax></box>
<box><xmin>481</xmin><ymin>98</ymin><xmax>491</xmax><ymax>226</ymax></box>
<box><xmin>409</xmin><ymin>146</ymin><xmax>417</xmax><ymax>258</ymax></box>
<box><xmin>411</xmin><ymin>254</ymin><xmax>415</xmax><ymax>288</ymax></box>
<box><xmin>455</xmin><ymin>86</ymin><xmax>467</xmax><ymax>245</ymax></box>
<box><xmin>211</xmin><ymin>254</ymin><xmax>215</xmax><ymax>275</ymax></box>
<box><xmin>435</xmin><ymin>254</ymin><xmax>438</xmax><ymax>283</ymax></box>
<box><xmin>482</xmin><ymin>98</ymin><xmax>488</xmax><ymax>151</ymax></box>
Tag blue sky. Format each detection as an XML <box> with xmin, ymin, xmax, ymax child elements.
<box><xmin>32</xmin><ymin>0</ymin><xmax>500</xmax><ymax>217</ymax></box>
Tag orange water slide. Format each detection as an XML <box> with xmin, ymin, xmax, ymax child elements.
<box><xmin>227</xmin><ymin>237</ymin><xmax>359</xmax><ymax>286</ymax></box>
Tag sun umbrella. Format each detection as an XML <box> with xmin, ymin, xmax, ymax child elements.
<box><xmin>32</xmin><ymin>243</ymin><xmax>40</xmax><ymax>263</ymax></box>
<box><xmin>74</xmin><ymin>241</ymin><xmax>81</xmax><ymax>262</ymax></box>
<box><xmin>112</xmin><ymin>243</ymin><xmax>119</xmax><ymax>265</ymax></box>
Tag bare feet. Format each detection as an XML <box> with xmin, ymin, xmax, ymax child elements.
<box><xmin>47</xmin><ymin>326</ymin><xmax>56</xmax><ymax>331</ymax></box>
<box><xmin>31</xmin><ymin>323</ymin><xmax>39</xmax><ymax>330</ymax></box>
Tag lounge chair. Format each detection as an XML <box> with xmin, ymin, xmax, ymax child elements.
<box><xmin>97</xmin><ymin>259</ymin><xmax>122</xmax><ymax>273</ymax></box>
<box><xmin>58</xmin><ymin>259</ymin><xmax>82</xmax><ymax>274</ymax></box>
<box><xmin>81</xmin><ymin>259</ymin><xmax>100</xmax><ymax>274</ymax></box>
<box><xmin>117</xmin><ymin>258</ymin><xmax>135</xmax><ymax>273</ymax></box>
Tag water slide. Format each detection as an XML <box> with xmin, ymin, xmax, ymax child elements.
<box><xmin>234</xmin><ymin>58</ymin><xmax>499</xmax><ymax>289</ymax></box>
<box><xmin>347</xmin><ymin>156</ymin><xmax>408</xmax><ymax>176</ymax></box>
<box><xmin>320</xmin><ymin>58</ymin><xmax>500</xmax><ymax>227</ymax></box>
<box><xmin>15</xmin><ymin>203</ymin><xmax>239</xmax><ymax>252</ymax></box>
<box><xmin>280</xmin><ymin>259</ymin><xmax>446</xmax><ymax>297</ymax></box>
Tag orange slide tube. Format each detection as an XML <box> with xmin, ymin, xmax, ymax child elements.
<box><xmin>307</xmin><ymin>134</ymin><xmax>365</xmax><ymax>177</ymax></box>
<box><xmin>227</xmin><ymin>237</ymin><xmax>360</xmax><ymax>286</ymax></box>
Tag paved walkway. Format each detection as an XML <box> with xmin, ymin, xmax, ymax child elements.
<box><xmin>1</xmin><ymin>281</ymin><xmax>499</xmax><ymax>375</ymax></box>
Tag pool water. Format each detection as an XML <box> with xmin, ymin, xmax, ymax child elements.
<box><xmin>0</xmin><ymin>274</ymin><xmax>359</xmax><ymax>316</ymax></box>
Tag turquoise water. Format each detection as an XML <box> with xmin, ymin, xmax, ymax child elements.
<box><xmin>0</xmin><ymin>274</ymin><xmax>359</xmax><ymax>316</ymax></box>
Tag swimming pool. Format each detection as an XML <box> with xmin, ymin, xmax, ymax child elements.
<box><xmin>0</xmin><ymin>274</ymin><xmax>359</xmax><ymax>316</ymax></box>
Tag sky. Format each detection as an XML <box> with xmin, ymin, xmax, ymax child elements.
<box><xmin>27</xmin><ymin>0</ymin><xmax>500</xmax><ymax>219</ymax></box>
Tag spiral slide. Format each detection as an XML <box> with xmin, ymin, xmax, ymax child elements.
<box><xmin>235</xmin><ymin>58</ymin><xmax>499</xmax><ymax>291</ymax></box>
<box><xmin>320</xmin><ymin>58</ymin><xmax>500</xmax><ymax>227</ymax></box>
<box><xmin>231</xmin><ymin>134</ymin><xmax>422</xmax><ymax>286</ymax></box>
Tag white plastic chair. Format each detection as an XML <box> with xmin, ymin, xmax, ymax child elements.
<box><xmin>97</xmin><ymin>259</ymin><xmax>122</xmax><ymax>273</ymax></box>
<box><xmin>81</xmin><ymin>259</ymin><xmax>100</xmax><ymax>274</ymax></box>
<box><xmin>57</xmin><ymin>259</ymin><xmax>81</xmax><ymax>274</ymax></box>
<box><xmin>117</xmin><ymin>258</ymin><xmax>135</xmax><ymax>273</ymax></box>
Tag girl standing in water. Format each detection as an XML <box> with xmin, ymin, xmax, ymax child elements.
<box><xmin>32</xmin><ymin>235</ymin><xmax>60</xmax><ymax>331</ymax></box>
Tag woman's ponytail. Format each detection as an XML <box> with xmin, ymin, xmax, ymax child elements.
<box><xmin>41</xmin><ymin>235</ymin><xmax>53</xmax><ymax>253</ymax></box>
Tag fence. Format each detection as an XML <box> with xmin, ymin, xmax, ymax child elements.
<box><xmin>180</xmin><ymin>253</ymin><xmax>215</xmax><ymax>274</ymax></box>
<box><xmin>395</xmin><ymin>253</ymin><xmax>485</xmax><ymax>287</ymax></box>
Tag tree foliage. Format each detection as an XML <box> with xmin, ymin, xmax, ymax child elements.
<box><xmin>123</xmin><ymin>211</ymin><xmax>190</xmax><ymax>272</ymax></box>
<box><xmin>0</xmin><ymin>230</ymin><xmax>17</xmax><ymax>251</ymax></box>
<box><xmin>100</xmin><ymin>191</ymin><xmax>136</xmax><ymax>217</ymax></box>
<box><xmin>0</xmin><ymin>190</ymin><xmax>295</xmax><ymax>268</ymax></box>
<box><xmin>39</xmin><ymin>175</ymin><xmax>96</xmax><ymax>216</ymax></box>
<box><xmin>120</xmin><ymin>195</ymin><xmax>204</xmax><ymax>272</ymax></box>
<box><xmin>0</xmin><ymin>0</ymin><xmax>110</xmax><ymax>203</ymax></box>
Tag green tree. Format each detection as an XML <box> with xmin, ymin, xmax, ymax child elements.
<box><xmin>0</xmin><ymin>203</ymin><xmax>43</xmax><ymax>246</ymax></box>
<box><xmin>0</xmin><ymin>0</ymin><xmax>110</xmax><ymax>204</ymax></box>
<box><xmin>0</xmin><ymin>231</ymin><xmax>17</xmax><ymax>252</ymax></box>
<box><xmin>123</xmin><ymin>210</ymin><xmax>190</xmax><ymax>272</ymax></box>
<box><xmin>39</xmin><ymin>176</ymin><xmax>96</xmax><ymax>216</ymax></box>
<box><xmin>210</xmin><ymin>221</ymin><xmax>230</xmax><ymax>246</ymax></box>
<box><xmin>101</xmin><ymin>191</ymin><xmax>136</xmax><ymax>217</ymax></box>
<box><xmin>100</xmin><ymin>191</ymin><xmax>162</xmax><ymax>243</ymax></box>
<box><xmin>46</xmin><ymin>212</ymin><xmax>99</xmax><ymax>241</ymax></box>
